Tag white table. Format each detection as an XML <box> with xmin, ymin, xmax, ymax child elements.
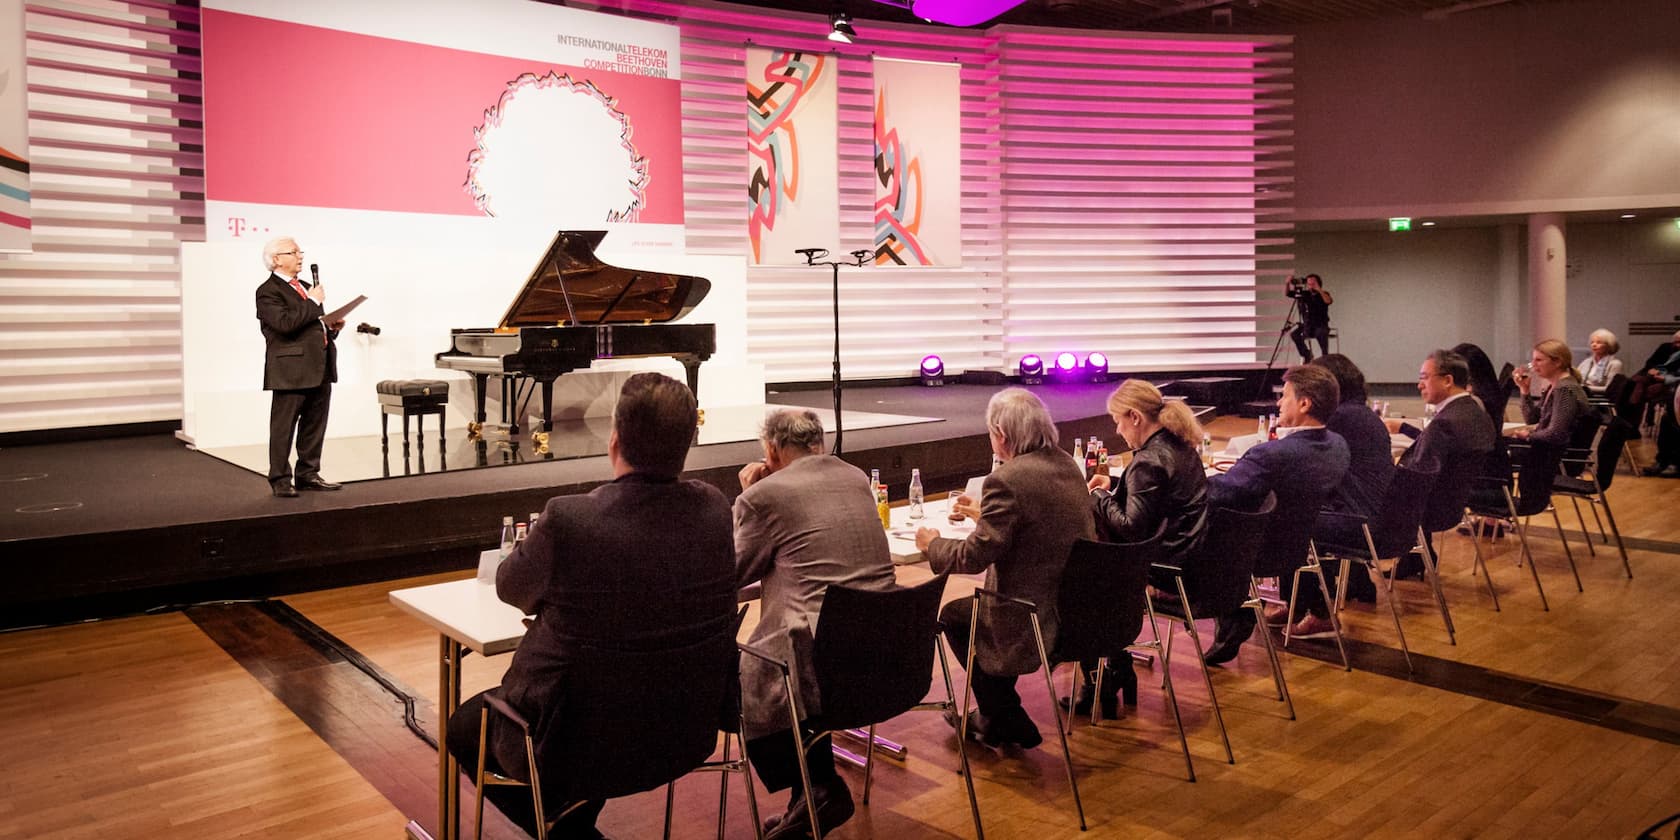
<box><xmin>390</xmin><ymin>579</ymin><xmax>528</xmax><ymax>840</ymax></box>
<box><xmin>885</xmin><ymin>494</ymin><xmax>976</xmax><ymax>564</ymax></box>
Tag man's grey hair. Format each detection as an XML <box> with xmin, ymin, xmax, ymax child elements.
<box><xmin>760</xmin><ymin>408</ymin><xmax>826</xmax><ymax>454</ymax></box>
<box><xmin>261</xmin><ymin>237</ymin><xmax>295</xmax><ymax>271</ymax></box>
<box><xmin>986</xmin><ymin>387</ymin><xmax>1058</xmax><ymax>458</ymax></box>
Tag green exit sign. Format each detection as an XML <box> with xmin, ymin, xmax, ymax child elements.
<box><xmin>1389</xmin><ymin>217</ymin><xmax>1412</xmax><ymax>232</ymax></box>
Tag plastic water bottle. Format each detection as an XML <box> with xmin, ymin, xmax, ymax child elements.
<box><xmin>1257</xmin><ymin>415</ymin><xmax>1267</xmax><ymax>437</ymax></box>
<box><xmin>1201</xmin><ymin>432</ymin><xmax>1213</xmax><ymax>462</ymax></box>
<box><xmin>908</xmin><ymin>468</ymin><xmax>925</xmax><ymax>520</ymax></box>
<box><xmin>1072</xmin><ymin>437</ymin><xmax>1085</xmax><ymax>470</ymax></box>
<box><xmin>499</xmin><ymin>515</ymin><xmax>516</xmax><ymax>561</ymax></box>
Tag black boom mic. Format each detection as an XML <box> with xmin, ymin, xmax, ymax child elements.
<box><xmin>309</xmin><ymin>263</ymin><xmax>320</xmax><ymax>286</ymax></box>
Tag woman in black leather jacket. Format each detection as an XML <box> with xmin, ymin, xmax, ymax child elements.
<box><xmin>1073</xmin><ymin>380</ymin><xmax>1209</xmax><ymax>717</ymax></box>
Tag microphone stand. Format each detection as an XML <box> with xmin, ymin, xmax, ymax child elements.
<box><xmin>796</xmin><ymin>247</ymin><xmax>871</xmax><ymax>455</ymax></box>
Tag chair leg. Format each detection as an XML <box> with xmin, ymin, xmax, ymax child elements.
<box><xmin>1088</xmin><ymin>661</ymin><xmax>1103</xmax><ymax>728</ymax></box>
<box><xmin>713</xmin><ymin>736</ymin><xmax>730</xmax><ymax>840</ymax></box>
<box><xmin>525</xmin><ymin>733</ymin><xmax>547</xmax><ymax>840</ymax></box>
<box><xmin>779</xmin><ymin>668</ymin><xmax>821</xmax><ymax>840</ymax></box>
<box><xmin>1418</xmin><ymin>527</ymin><xmax>1456</xmax><ymax>644</ymax></box>
<box><xmin>475</xmin><ymin>709</ymin><xmax>490</xmax><ymax>840</ymax></box>
<box><xmin>1584</xmin><ymin>494</ymin><xmax>1609</xmax><ymax>547</ymax></box>
<box><xmin>1505</xmin><ymin>489</ymin><xmax>1549</xmax><ymax>611</ymax></box>
<box><xmin>1172</xmin><ymin>579</ymin><xmax>1233</xmax><ymax>763</ymax></box>
<box><xmin>1140</xmin><ymin>599</ymin><xmax>1196</xmax><ymax>782</ymax></box>
<box><xmin>1466</xmin><ymin>516</ymin><xmax>1501</xmax><ymax>612</ymax></box>
<box><xmin>1306</xmin><ymin>553</ymin><xmax>1351</xmax><ymax>671</ymax></box>
<box><xmin>664</xmin><ymin>780</ymin><xmax>677</xmax><ymax>840</ymax></box>
<box><xmin>737</xmin><ymin>716</ymin><xmax>765</xmax><ymax>840</ymax></box>
<box><xmin>1568</xmin><ymin>496</ymin><xmax>1598</xmax><ymax>555</ymax></box>
<box><xmin>862</xmin><ymin>723</ymin><xmax>878</xmax><ymax>807</ymax></box>
<box><xmin>1282</xmin><ymin>564</ymin><xmax>1308</xmax><ymax>648</ymax></box>
<box><xmin>1595</xmin><ymin>491</ymin><xmax>1633</xmax><ymax>579</ymax></box>
<box><xmin>934</xmin><ymin>640</ymin><xmax>983</xmax><ymax>839</ymax></box>
<box><xmin>1028</xmin><ymin>612</ymin><xmax>1086</xmax><ymax>830</ymax></box>
<box><xmin>1547</xmin><ymin>506</ymin><xmax>1584</xmax><ymax>592</ymax></box>
<box><xmin>1359</xmin><ymin>527</ymin><xmax>1412</xmax><ymax>673</ymax></box>
<box><xmin>1248</xmin><ymin>601</ymin><xmax>1296</xmax><ymax>720</ymax></box>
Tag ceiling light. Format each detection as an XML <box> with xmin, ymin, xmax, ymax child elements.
<box><xmin>1620</xmin><ymin>213</ymin><xmax>1636</xmax><ymax>219</ymax></box>
<box><xmin>828</xmin><ymin>10</ymin><xmax>857</xmax><ymax>43</ymax></box>
<box><xmin>1421</xmin><ymin>221</ymin><xmax>1436</xmax><ymax>227</ymax></box>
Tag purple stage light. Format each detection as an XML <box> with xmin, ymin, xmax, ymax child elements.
<box><xmin>1018</xmin><ymin>353</ymin><xmax>1044</xmax><ymax>384</ymax></box>
<box><xmin>1084</xmin><ymin>352</ymin><xmax>1109</xmax><ymax>382</ymax></box>
<box><xmin>919</xmin><ymin>354</ymin><xmax>945</xmax><ymax>386</ymax></box>
<box><xmin>870</xmin><ymin>0</ymin><xmax>1031</xmax><ymax>27</ymax></box>
<box><xmin>1054</xmin><ymin>352</ymin><xmax>1079</xmax><ymax>373</ymax></box>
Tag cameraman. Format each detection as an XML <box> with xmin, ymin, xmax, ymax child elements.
<box><xmin>1285</xmin><ymin>273</ymin><xmax>1333</xmax><ymax>362</ymax></box>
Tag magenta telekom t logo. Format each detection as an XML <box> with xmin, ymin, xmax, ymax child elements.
<box><xmin>227</xmin><ymin>217</ymin><xmax>248</xmax><ymax>237</ymax></box>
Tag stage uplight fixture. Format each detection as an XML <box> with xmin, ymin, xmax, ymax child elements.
<box><xmin>1018</xmin><ymin>353</ymin><xmax>1044</xmax><ymax>385</ymax></box>
<box><xmin>919</xmin><ymin>354</ymin><xmax>945</xmax><ymax>387</ymax></box>
<box><xmin>1053</xmin><ymin>352</ymin><xmax>1080</xmax><ymax>380</ymax></box>
<box><xmin>1084</xmin><ymin>351</ymin><xmax>1109</xmax><ymax>382</ymax></box>
<box><xmin>828</xmin><ymin>10</ymin><xmax>857</xmax><ymax>43</ymax></box>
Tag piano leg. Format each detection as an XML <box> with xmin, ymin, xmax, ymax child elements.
<box><xmin>471</xmin><ymin>373</ymin><xmax>489</xmax><ymax>429</ymax></box>
<box><xmin>539</xmin><ymin>379</ymin><xmax>555</xmax><ymax>434</ymax></box>
<box><xmin>681</xmin><ymin>357</ymin><xmax>703</xmax><ymax>397</ymax></box>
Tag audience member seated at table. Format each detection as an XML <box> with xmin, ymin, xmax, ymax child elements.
<box><xmin>733</xmin><ymin>408</ymin><xmax>897</xmax><ymax>839</ymax></box>
<box><xmin>1079</xmin><ymin>379</ymin><xmax>1208</xmax><ymax>717</ymax></box>
<box><xmin>914</xmin><ymin>388</ymin><xmax>1094</xmax><ymax>750</ymax></box>
<box><xmin>1305</xmin><ymin>354</ymin><xmax>1394</xmax><ymax>605</ymax></box>
<box><xmin>1202</xmin><ymin>365</ymin><xmax>1348</xmax><ymax>661</ymax></box>
<box><xmin>1451</xmin><ymin>342</ymin><xmax>1515</xmax><ymax>537</ymax></box>
<box><xmin>1622</xmin><ymin>330</ymin><xmax>1680</xmax><ymax>421</ymax></box>
<box><xmin>1509</xmin><ymin>339</ymin><xmax>1589</xmax><ymax>448</ymax></box>
<box><xmin>1577</xmin><ymin>328</ymin><xmax>1623</xmax><ymax>393</ymax></box>
<box><xmin>1384</xmin><ymin>349</ymin><xmax>1497</xmax><ymax>579</ymax></box>
<box><xmin>445</xmin><ymin>373</ymin><xmax>737</xmax><ymax>840</ymax></box>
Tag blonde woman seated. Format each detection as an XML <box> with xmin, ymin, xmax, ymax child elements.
<box><xmin>1578</xmin><ymin>328</ymin><xmax>1623</xmax><ymax>393</ymax></box>
<box><xmin>1078</xmin><ymin>380</ymin><xmax>1208</xmax><ymax>717</ymax></box>
<box><xmin>1510</xmin><ymin>338</ymin><xmax>1589</xmax><ymax>447</ymax></box>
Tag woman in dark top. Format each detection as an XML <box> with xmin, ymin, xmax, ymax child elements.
<box><xmin>1452</xmin><ymin>342</ymin><xmax>1508</xmax><ymax>430</ymax></box>
<box><xmin>1510</xmin><ymin>338</ymin><xmax>1589</xmax><ymax>448</ymax></box>
<box><xmin>1303</xmin><ymin>355</ymin><xmax>1394</xmax><ymax>604</ymax></box>
<box><xmin>1079</xmin><ymin>380</ymin><xmax>1208</xmax><ymax>717</ymax></box>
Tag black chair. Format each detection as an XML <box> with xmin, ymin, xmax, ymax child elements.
<box><xmin>1553</xmin><ymin>419</ymin><xmax>1635</xmax><ymax>580</ymax></box>
<box><xmin>1466</xmin><ymin>439</ymin><xmax>1578</xmax><ymax>611</ymax></box>
<box><xmin>741</xmin><ymin>574</ymin><xmax>983</xmax><ymax>840</ymax></box>
<box><xmin>1314</xmin><ymin>464</ymin><xmax>1440</xmax><ymax>672</ymax></box>
<box><xmin>1152</xmin><ymin>492</ymin><xmax>1291</xmax><ymax>767</ymax></box>
<box><xmin>1411</xmin><ymin>435</ymin><xmax>1496</xmax><ymax>638</ymax></box>
<box><xmin>472</xmin><ymin>631</ymin><xmax>738</xmax><ymax>840</ymax></box>
<box><xmin>666</xmin><ymin>606</ymin><xmax>763</xmax><ymax>840</ymax></box>
<box><xmin>1253</xmin><ymin>487</ymin><xmax>1349</xmax><ymax>670</ymax></box>
<box><xmin>1049</xmin><ymin>528</ymin><xmax>1197</xmax><ymax>783</ymax></box>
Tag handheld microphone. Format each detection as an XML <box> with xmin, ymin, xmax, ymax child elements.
<box><xmin>309</xmin><ymin>263</ymin><xmax>320</xmax><ymax>286</ymax></box>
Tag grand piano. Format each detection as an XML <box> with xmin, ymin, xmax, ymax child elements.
<box><xmin>436</xmin><ymin>230</ymin><xmax>716</xmax><ymax>436</ymax></box>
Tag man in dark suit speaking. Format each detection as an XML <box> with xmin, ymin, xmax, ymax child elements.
<box><xmin>255</xmin><ymin>236</ymin><xmax>344</xmax><ymax>497</ymax></box>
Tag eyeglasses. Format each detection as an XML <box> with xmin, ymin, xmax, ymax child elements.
<box><xmin>1417</xmin><ymin>372</ymin><xmax>1445</xmax><ymax>382</ymax></box>
<box><xmin>275</xmin><ymin>249</ymin><xmax>304</xmax><ymax>257</ymax></box>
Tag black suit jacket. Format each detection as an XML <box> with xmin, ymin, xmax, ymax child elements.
<box><xmin>1399</xmin><ymin>394</ymin><xmax>1496</xmax><ymax>530</ymax></box>
<box><xmin>256</xmin><ymin>272</ymin><xmax>337</xmax><ymax>390</ymax></box>
<box><xmin>493</xmin><ymin>473</ymin><xmax>738</xmax><ymax>771</ymax></box>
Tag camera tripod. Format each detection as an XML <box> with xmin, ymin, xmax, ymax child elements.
<box><xmin>1256</xmin><ymin>295</ymin><xmax>1301</xmax><ymax>402</ymax></box>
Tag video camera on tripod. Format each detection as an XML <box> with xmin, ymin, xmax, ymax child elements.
<box><xmin>1286</xmin><ymin>274</ymin><xmax>1308</xmax><ymax>294</ymax></box>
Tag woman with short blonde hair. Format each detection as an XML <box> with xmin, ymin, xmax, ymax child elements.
<box><xmin>1578</xmin><ymin>328</ymin><xmax>1623</xmax><ymax>392</ymax></box>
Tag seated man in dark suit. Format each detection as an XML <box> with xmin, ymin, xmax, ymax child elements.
<box><xmin>1384</xmin><ymin>349</ymin><xmax>1497</xmax><ymax>578</ymax></box>
<box><xmin>734</xmin><ymin>408</ymin><xmax>897</xmax><ymax>839</ymax></box>
<box><xmin>1203</xmin><ymin>365</ymin><xmax>1349</xmax><ymax>662</ymax></box>
<box><xmin>1308</xmin><ymin>354</ymin><xmax>1395</xmax><ymax>604</ymax></box>
<box><xmin>914</xmin><ymin>388</ymin><xmax>1095</xmax><ymax>750</ymax></box>
<box><xmin>446</xmin><ymin>373</ymin><xmax>737</xmax><ymax>839</ymax></box>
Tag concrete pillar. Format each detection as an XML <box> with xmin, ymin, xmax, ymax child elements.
<box><xmin>1527</xmin><ymin>213</ymin><xmax>1567</xmax><ymax>342</ymax></box>
<box><xmin>1494</xmin><ymin>224</ymin><xmax>1523</xmax><ymax>368</ymax></box>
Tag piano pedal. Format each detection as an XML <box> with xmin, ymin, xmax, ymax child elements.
<box><xmin>697</xmin><ymin>408</ymin><xmax>705</xmax><ymax>427</ymax></box>
<box><xmin>467</xmin><ymin>421</ymin><xmax>484</xmax><ymax>438</ymax></box>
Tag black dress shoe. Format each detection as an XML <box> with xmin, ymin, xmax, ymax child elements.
<box><xmin>1203</xmin><ymin>638</ymin><xmax>1242</xmax><ymax>666</ymax></box>
<box><xmin>271</xmin><ymin>481</ymin><xmax>298</xmax><ymax>498</ymax></box>
<box><xmin>295</xmin><ymin>476</ymin><xmax>342</xmax><ymax>491</ymax></box>
<box><xmin>764</xmin><ymin>777</ymin><xmax>854</xmax><ymax>840</ymax></box>
<box><xmin>945</xmin><ymin>707</ymin><xmax>1042</xmax><ymax>750</ymax></box>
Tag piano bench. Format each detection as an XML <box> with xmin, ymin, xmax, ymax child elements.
<box><xmin>376</xmin><ymin>379</ymin><xmax>450</xmax><ymax>454</ymax></box>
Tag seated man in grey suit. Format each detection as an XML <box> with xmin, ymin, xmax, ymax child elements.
<box><xmin>915</xmin><ymin>388</ymin><xmax>1095</xmax><ymax>750</ymax></box>
<box><xmin>445</xmin><ymin>373</ymin><xmax>737</xmax><ymax>840</ymax></box>
<box><xmin>735</xmin><ymin>408</ymin><xmax>898</xmax><ymax>839</ymax></box>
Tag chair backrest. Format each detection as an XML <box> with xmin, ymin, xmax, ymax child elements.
<box><xmin>811</xmin><ymin>573</ymin><xmax>948</xmax><ymax>732</ymax></box>
<box><xmin>1050</xmin><ymin>525</ymin><xmax>1164</xmax><ymax>663</ymax></box>
<box><xmin>1513</xmin><ymin>441</ymin><xmax>1567</xmax><ymax>516</ymax></box>
<box><xmin>1183</xmin><ymin>492</ymin><xmax>1276</xmax><ymax>615</ymax></box>
<box><xmin>536</xmin><ymin>630</ymin><xmax>738</xmax><ymax>804</ymax></box>
<box><xmin>1569</xmin><ymin>405</ymin><xmax>1604</xmax><ymax>451</ymax></box>
<box><xmin>1421</xmin><ymin>440</ymin><xmax>1493</xmax><ymax>534</ymax></box>
<box><xmin>1367</xmin><ymin>463</ymin><xmax>1438</xmax><ymax>557</ymax></box>
<box><xmin>1255</xmin><ymin>482</ymin><xmax>1332</xmax><ymax>578</ymax></box>
<box><xmin>1595</xmin><ymin>414</ymin><xmax>1637</xmax><ymax>490</ymax></box>
<box><xmin>1599</xmin><ymin>373</ymin><xmax>1631</xmax><ymax>408</ymax></box>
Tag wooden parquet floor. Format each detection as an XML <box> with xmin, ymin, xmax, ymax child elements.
<box><xmin>3</xmin><ymin>415</ymin><xmax>1678</xmax><ymax>838</ymax></box>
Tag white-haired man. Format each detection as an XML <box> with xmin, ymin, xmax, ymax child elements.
<box><xmin>255</xmin><ymin>236</ymin><xmax>343</xmax><ymax>497</ymax></box>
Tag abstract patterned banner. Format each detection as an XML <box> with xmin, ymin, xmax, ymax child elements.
<box><xmin>746</xmin><ymin>47</ymin><xmax>838</xmax><ymax>266</ymax></box>
<box><xmin>0</xmin><ymin>0</ymin><xmax>30</xmax><ymax>253</ymax></box>
<box><xmin>871</xmin><ymin>57</ymin><xmax>960</xmax><ymax>267</ymax></box>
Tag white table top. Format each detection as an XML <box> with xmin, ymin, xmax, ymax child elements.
<box><xmin>390</xmin><ymin>578</ymin><xmax>528</xmax><ymax>656</ymax></box>
<box><xmin>885</xmin><ymin>495</ymin><xmax>976</xmax><ymax>564</ymax></box>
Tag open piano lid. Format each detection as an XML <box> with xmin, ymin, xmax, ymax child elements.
<box><xmin>498</xmin><ymin>230</ymin><xmax>711</xmax><ymax>329</ymax></box>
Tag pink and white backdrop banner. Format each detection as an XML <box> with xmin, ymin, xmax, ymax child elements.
<box><xmin>200</xmin><ymin>0</ymin><xmax>685</xmax><ymax>252</ymax></box>
<box><xmin>870</xmin><ymin>56</ymin><xmax>961</xmax><ymax>268</ymax></box>
<box><xmin>0</xmin><ymin>0</ymin><xmax>29</xmax><ymax>253</ymax></box>
<box><xmin>746</xmin><ymin>46</ymin><xmax>839</xmax><ymax>266</ymax></box>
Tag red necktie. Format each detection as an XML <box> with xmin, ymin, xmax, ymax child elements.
<box><xmin>286</xmin><ymin>278</ymin><xmax>327</xmax><ymax>345</ymax></box>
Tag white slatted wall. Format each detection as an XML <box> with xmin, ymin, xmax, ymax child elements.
<box><xmin>0</xmin><ymin>0</ymin><xmax>200</xmax><ymax>434</ymax></box>
<box><xmin>0</xmin><ymin>0</ymin><xmax>1292</xmax><ymax>434</ymax></box>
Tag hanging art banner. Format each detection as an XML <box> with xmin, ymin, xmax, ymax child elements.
<box><xmin>0</xmin><ymin>0</ymin><xmax>31</xmax><ymax>253</ymax></box>
<box><xmin>746</xmin><ymin>47</ymin><xmax>838</xmax><ymax>265</ymax></box>
<box><xmin>871</xmin><ymin>57</ymin><xmax>960</xmax><ymax>267</ymax></box>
